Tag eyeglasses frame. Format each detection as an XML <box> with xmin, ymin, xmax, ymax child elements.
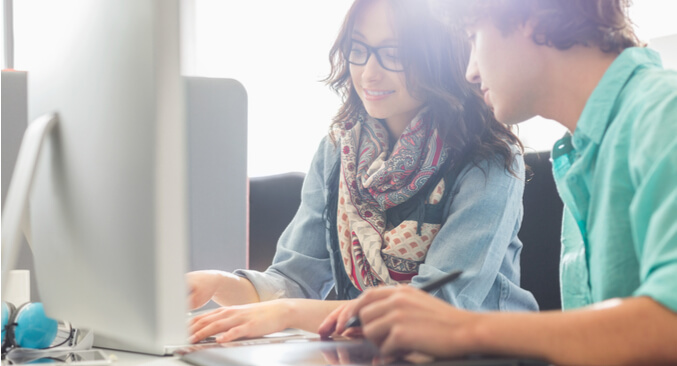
<box><xmin>346</xmin><ymin>39</ymin><xmax>404</xmax><ymax>72</ymax></box>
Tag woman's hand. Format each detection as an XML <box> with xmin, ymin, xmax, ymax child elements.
<box><xmin>331</xmin><ymin>286</ymin><xmax>484</xmax><ymax>358</ymax></box>
<box><xmin>185</xmin><ymin>270</ymin><xmax>260</xmax><ymax>310</ymax></box>
<box><xmin>190</xmin><ymin>298</ymin><xmax>349</xmax><ymax>344</ymax></box>
<box><xmin>188</xmin><ymin>299</ymin><xmax>292</xmax><ymax>343</ymax></box>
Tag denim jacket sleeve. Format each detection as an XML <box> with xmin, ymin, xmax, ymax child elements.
<box><xmin>234</xmin><ymin>137</ymin><xmax>337</xmax><ymax>301</ymax></box>
<box><xmin>413</xmin><ymin>150</ymin><xmax>538</xmax><ymax>311</ymax></box>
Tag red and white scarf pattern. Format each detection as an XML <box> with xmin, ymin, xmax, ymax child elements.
<box><xmin>334</xmin><ymin>111</ymin><xmax>449</xmax><ymax>290</ymax></box>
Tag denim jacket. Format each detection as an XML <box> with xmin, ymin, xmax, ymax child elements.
<box><xmin>236</xmin><ymin>137</ymin><xmax>538</xmax><ymax>311</ymax></box>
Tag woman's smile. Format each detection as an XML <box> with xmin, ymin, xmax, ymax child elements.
<box><xmin>362</xmin><ymin>88</ymin><xmax>395</xmax><ymax>101</ymax></box>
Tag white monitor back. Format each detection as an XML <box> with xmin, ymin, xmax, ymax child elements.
<box><xmin>186</xmin><ymin>77</ymin><xmax>248</xmax><ymax>274</ymax></box>
<box><xmin>649</xmin><ymin>33</ymin><xmax>677</xmax><ymax>70</ymax></box>
<box><xmin>14</xmin><ymin>0</ymin><xmax>188</xmax><ymax>353</ymax></box>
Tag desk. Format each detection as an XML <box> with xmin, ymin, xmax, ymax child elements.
<box><xmin>104</xmin><ymin>345</ymin><xmax>552</xmax><ymax>366</ymax></box>
<box><xmin>176</xmin><ymin>338</ymin><xmax>552</xmax><ymax>366</ymax></box>
<box><xmin>90</xmin><ymin>329</ymin><xmax>322</xmax><ymax>366</ymax></box>
<box><xmin>0</xmin><ymin>332</ymin><xmax>550</xmax><ymax>366</ymax></box>
<box><xmin>99</xmin><ymin>349</ymin><xmax>185</xmax><ymax>366</ymax></box>
<box><xmin>91</xmin><ymin>335</ymin><xmax>555</xmax><ymax>366</ymax></box>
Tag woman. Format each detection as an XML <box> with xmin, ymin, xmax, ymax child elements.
<box><xmin>187</xmin><ymin>0</ymin><xmax>537</xmax><ymax>344</ymax></box>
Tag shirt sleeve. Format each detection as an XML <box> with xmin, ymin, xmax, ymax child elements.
<box><xmin>411</xmin><ymin>151</ymin><xmax>537</xmax><ymax>311</ymax></box>
<box><xmin>234</xmin><ymin>138</ymin><xmax>336</xmax><ymax>301</ymax></box>
<box><xmin>629</xmin><ymin>85</ymin><xmax>677</xmax><ymax>312</ymax></box>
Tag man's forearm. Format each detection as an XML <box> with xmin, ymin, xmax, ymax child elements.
<box><xmin>474</xmin><ymin>296</ymin><xmax>677</xmax><ymax>365</ymax></box>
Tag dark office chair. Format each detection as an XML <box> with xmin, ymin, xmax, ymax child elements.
<box><xmin>248</xmin><ymin>172</ymin><xmax>306</xmax><ymax>272</ymax></box>
<box><xmin>518</xmin><ymin>151</ymin><xmax>564</xmax><ymax>310</ymax></box>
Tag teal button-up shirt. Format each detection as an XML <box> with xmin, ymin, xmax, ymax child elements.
<box><xmin>552</xmin><ymin>47</ymin><xmax>677</xmax><ymax>311</ymax></box>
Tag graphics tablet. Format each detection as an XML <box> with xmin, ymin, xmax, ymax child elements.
<box><xmin>180</xmin><ymin>337</ymin><xmax>551</xmax><ymax>366</ymax></box>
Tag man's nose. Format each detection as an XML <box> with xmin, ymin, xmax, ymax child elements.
<box><xmin>465</xmin><ymin>50</ymin><xmax>480</xmax><ymax>84</ymax></box>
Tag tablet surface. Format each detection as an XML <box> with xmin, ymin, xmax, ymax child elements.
<box><xmin>180</xmin><ymin>338</ymin><xmax>552</xmax><ymax>366</ymax></box>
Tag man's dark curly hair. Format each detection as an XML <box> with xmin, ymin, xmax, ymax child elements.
<box><xmin>445</xmin><ymin>0</ymin><xmax>641</xmax><ymax>54</ymax></box>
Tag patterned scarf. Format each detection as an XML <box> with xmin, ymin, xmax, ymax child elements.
<box><xmin>334</xmin><ymin>110</ymin><xmax>449</xmax><ymax>290</ymax></box>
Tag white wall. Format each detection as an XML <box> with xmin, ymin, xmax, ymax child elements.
<box><xmin>183</xmin><ymin>1</ymin><xmax>353</xmax><ymax>177</ymax></box>
<box><xmin>649</xmin><ymin>34</ymin><xmax>677</xmax><ymax>70</ymax></box>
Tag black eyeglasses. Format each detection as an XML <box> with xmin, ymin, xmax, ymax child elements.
<box><xmin>347</xmin><ymin>40</ymin><xmax>404</xmax><ymax>72</ymax></box>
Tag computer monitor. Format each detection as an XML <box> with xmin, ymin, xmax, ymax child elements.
<box><xmin>6</xmin><ymin>0</ymin><xmax>225</xmax><ymax>355</ymax></box>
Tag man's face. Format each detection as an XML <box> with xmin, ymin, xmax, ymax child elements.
<box><xmin>464</xmin><ymin>19</ymin><xmax>546</xmax><ymax>125</ymax></box>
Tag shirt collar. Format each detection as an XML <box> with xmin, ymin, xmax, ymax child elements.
<box><xmin>574</xmin><ymin>47</ymin><xmax>663</xmax><ymax>144</ymax></box>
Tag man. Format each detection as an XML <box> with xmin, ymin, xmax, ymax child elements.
<box><xmin>318</xmin><ymin>1</ymin><xmax>677</xmax><ymax>364</ymax></box>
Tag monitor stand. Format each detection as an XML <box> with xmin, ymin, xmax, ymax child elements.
<box><xmin>1</xmin><ymin>113</ymin><xmax>58</xmax><ymax>292</ymax></box>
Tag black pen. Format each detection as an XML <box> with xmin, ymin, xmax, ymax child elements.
<box><xmin>344</xmin><ymin>270</ymin><xmax>463</xmax><ymax>329</ymax></box>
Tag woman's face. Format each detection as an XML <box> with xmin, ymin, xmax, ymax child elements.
<box><xmin>349</xmin><ymin>0</ymin><xmax>424</xmax><ymax>139</ymax></box>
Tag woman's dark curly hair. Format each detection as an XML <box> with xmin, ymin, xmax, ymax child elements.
<box><xmin>450</xmin><ymin>0</ymin><xmax>641</xmax><ymax>54</ymax></box>
<box><xmin>323</xmin><ymin>0</ymin><xmax>523</xmax><ymax>175</ymax></box>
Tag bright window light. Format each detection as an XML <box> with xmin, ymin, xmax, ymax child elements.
<box><xmin>184</xmin><ymin>1</ymin><xmax>353</xmax><ymax>177</ymax></box>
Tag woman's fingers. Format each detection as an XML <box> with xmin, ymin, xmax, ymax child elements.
<box><xmin>189</xmin><ymin>301</ymin><xmax>291</xmax><ymax>344</ymax></box>
<box><xmin>189</xmin><ymin>308</ymin><xmax>241</xmax><ymax>343</ymax></box>
<box><xmin>215</xmin><ymin>324</ymin><xmax>251</xmax><ymax>343</ymax></box>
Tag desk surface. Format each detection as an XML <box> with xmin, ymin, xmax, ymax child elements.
<box><xmin>96</xmin><ymin>329</ymin><xmax>321</xmax><ymax>365</ymax></box>
<box><xmin>101</xmin><ymin>349</ymin><xmax>181</xmax><ymax>365</ymax></box>
<box><xmin>97</xmin><ymin>337</ymin><xmax>552</xmax><ymax>366</ymax></box>
<box><xmin>178</xmin><ymin>338</ymin><xmax>552</xmax><ymax>366</ymax></box>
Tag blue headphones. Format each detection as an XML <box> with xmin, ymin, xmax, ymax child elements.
<box><xmin>1</xmin><ymin>302</ymin><xmax>59</xmax><ymax>355</ymax></box>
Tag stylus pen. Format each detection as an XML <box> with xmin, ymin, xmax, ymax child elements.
<box><xmin>344</xmin><ymin>270</ymin><xmax>463</xmax><ymax>329</ymax></box>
